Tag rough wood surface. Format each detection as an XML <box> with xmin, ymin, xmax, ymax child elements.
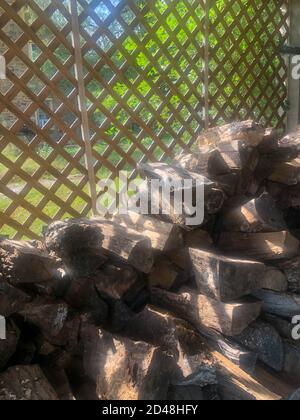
<box><xmin>150</xmin><ymin>287</ymin><xmax>262</xmax><ymax>337</ymax></box>
<box><xmin>109</xmin><ymin>211</ymin><xmax>184</xmax><ymax>252</ymax></box>
<box><xmin>222</xmin><ymin>193</ymin><xmax>286</xmax><ymax>233</ymax></box>
<box><xmin>0</xmin><ymin>240</ymin><xmax>58</xmax><ymax>285</ymax></box>
<box><xmin>283</xmin><ymin>341</ymin><xmax>300</xmax><ymax>384</ymax></box>
<box><xmin>147</xmin><ymin>258</ymin><xmax>188</xmax><ymax>290</ymax></box>
<box><xmin>0</xmin><ymin>365</ymin><xmax>58</xmax><ymax>400</ymax></box>
<box><xmin>235</xmin><ymin>321</ymin><xmax>284</xmax><ymax>371</ymax></box>
<box><xmin>212</xmin><ymin>351</ymin><xmax>281</xmax><ymax>401</ymax></box>
<box><xmin>261</xmin><ymin>267</ymin><xmax>288</xmax><ymax>292</ymax></box>
<box><xmin>184</xmin><ymin>229</ymin><xmax>213</xmax><ymax>249</ymax></box>
<box><xmin>218</xmin><ymin>231</ymin><xmax>299</xmax><ymax>261</ymax></box>
<box><xmin>81</xmin><ymin>324</ymin><xmax>179</xmax><ymax>400</ymax></box>
<box><xmin>279</xmin><ymin>257</ymin><xmax>300</xmax><ymax>293</ymax></box>
<box><xmin>0</xmin><ymin>321</ymin><xmax>19</xmax><ymax>370</ymax></box>
<box><xmin>253</xmin><ymin>290</ymin><xmax>300</xmax><ymax>318</ymax></box>
<box><xmin>174</xmin><ymin>149</ymin><xmax>229</xmax><ymax>177</ymax></box>
<box><xmin>45</xmin><ymin>219</ymin><xmax>154</xmax><ymax>274</ymax></box>
<box><xmin>19</xmin><ymin>299</ymin><xmax>80</xmax><ymax>348</ymax></box>
<box><xmin>269</xmin><ymin>158</ymin><xmax>300</xmax><ymax>185</ymax></box>
<box><xmin>258</xmin><ymin>132</ymin><xmax>300</xmax><ymax>162</ymax></box>
<box><xmin>197</xmin><ymin>120</ymin><xmax>264</xmax><ymax>146</ymax></box>
<box><xmin>263</xmin><ymin>313</ymin><xmax>298</xmax><ymax>342</ymax></box>
<box><xmin>0</xmin><ymin>280</ymin><xmax>30</xmax><ymax>316</ymax></box>
<box><xmin>139</xmin><ymin>162</ymin><xmax>225</xmax><ymax>226</ymax></box>
<box><xmin>189</xmin><ymin>248</ymin><xmax>264</xmax><ymax>302</ymax></box>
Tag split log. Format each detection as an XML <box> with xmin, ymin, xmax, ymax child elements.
<box><xmin>147</xmin><ymin>258</ymin><xmax>188</xmax><ymax>290</ymax></box>
<box><xmin>263</xmin><ymin>313</ymin><xmax>298</xmax><ymax>342</ymax></box>
<box><xmin>189</xmin><ymin>248</ymin><xmax>264</xmax><ymax>302</ymax></box>
<box><xmin>278</xmin><ymin>257</ymin><xmax>300</xmax><ymax>293</ymax></box>
<box><xmin>213</xmin><ymin>140</ymin><xmax>259</xmax><ymax>173</ymax></box>
<box><xmin>212</xmin><ymin>351</ymin><xmax>281</xmax><ymax>401</ymax></box>
<box><xmin>252</xmin><ymin>290</ymin><xmax>300</xmax><ymax>318</ymax></box>
<box><xmin>119</xmin><ymin>305</ymin><xmax>208</xmax><ymax>358</ymax></box>
<box><xmin>138</xmin><ymin>162</ymin><xmax>225</xmax><ymax>226</ymax></box>
<box><xmin>19</xmin><ymin>299</ymin><xmax>80</xmax><ymax>348</ymax></box>
<box><xmin>235</xmin><ymin>321</ymin><xmax>284</xmax><ymax>371</ymax></box>
<box><xmin>42</xmin><ymin>368</ymin><xmax>75</xmax><ymax>400</ymax></box>
<box><xmin>45</xmin><ymin>219</ymin><xmax>154</xmax><ymax>274</ymax></box>
<box><xmin>218</xmin><ymin>231</ymin><xmax>299</xmax><ymax>261</ymax></box>
<box><xmin>109</xmin><ymin>211</ymin><xmax>184</xmax><ymax>252</ymax></box>
<box><xmin>258</xmin><ymin>132</ymin><xmax>300</xmax><ymax>162</ymax></box>
<box><xmin>0</xmin><ymin>365</ymin><xmax>58</xmax><ymax>400</ymax></box>
<box><xmin>80</xmin><ymin>324</ymin><xmax>180</xmax><ymax>400</ymax></box>
<box><xmin>174</xmin><ymin>148</ymin><xmax>230</xmax><ymax>177</ymax></box>
<box><xmin>0</xmin><ymin>280</ymin><xmax>30</xmax><ymax>316</ymax></box>
<box><xmin>184</xmin><ymin>229</ymin><xmax>213</xmax><ymax>250</ymax></box>
<box><xmin>269</xmin><ymin>158</ymin><xmax>300</xmax><ymax>185</ymax></box>
<box><xmin>0</xmin><ymin>240</ymin><xmax>58</xmax><ymax>285</ymax></box>
<box><xmin>222</xmin><ymin>193</ymin><xmax>286</xmax><ymax>233</ymax></box>
<box><xmin>64</xmin><ymin>276</ymin><xmax>108</xmax><ymax>324</ymax></box>
<box><xmin>150</xmin><ymin>287</ymin><xmax>262</xmax><ymax>336</ymax></box>
<box><xmin>213</xmin><ymin>173</ymin><xmax>239</xmax><ymax>197</ymax></box>
<box><xmin>261</xmin><ymin>267</ymin><xmax>288</xmax><ymax>293</ymax></box>
<box><xmin>197</xmin><ymin>120</ymin><xmax>264</xmax><ymax>146</ymax></box>
<box><xmin>283</xmin><ymin>341</ymin><xmax>300</xmax><ymax>384</ymax></box>
<box><xmin>0</xmin><ymin>321</ymin><xmax>19</xmax><ymax>369</ymax></box>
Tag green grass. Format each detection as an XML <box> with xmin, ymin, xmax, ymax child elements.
<box><xmin>0</xmin><ymin>138</ymin><xmax>172</xmax><ymax>238</ymax></box>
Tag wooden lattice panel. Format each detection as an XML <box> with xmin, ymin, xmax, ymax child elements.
<box><xmin>208</xmin><ymin>0</ymin><xmax>290</xmax><ymax>127</ymax></box>
<box><xmin>0</xmin><ymin>0</ymin><xmax>92</xmax><ymax>239</ymax></box>
<box><xmin>0</xmin><ymin>0</ymin><xmax>291</xmax><ymax>239</ymax></box>
<box><xmin>77</xmin><ymin>0</ymin><xmax>207</xmax><ymax>183</ymax></box>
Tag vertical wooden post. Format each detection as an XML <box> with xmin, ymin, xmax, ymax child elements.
<box><xmin>204</xmin><ymin>0</ymin><xmax>210</xmax><ymax>130</ymax></box>
<box><xmin>69</xmin><ymin>0</ymin><xmax>98</xmax><ymax>215</ymax></box>
<box><xmin>287</xmin><ymin>0</ymin><xmax>300</xmax><ymax>132</ymax></box>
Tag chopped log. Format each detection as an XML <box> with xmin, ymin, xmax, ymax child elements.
<box><xmin>0</xmin><ymin>365</ymin><xmax>58</xmax><ymax>400</ymax></box>
<box><xmin>269</xmin><ymin>158</ymin><xmax>300</xmax><ymax>185</ymax></box>
<box><xmin>213</xmin><ymin>173</ymin><xmax>239</xmax><ymax>196</ymax></box>
<box><xmin>197</xmin><ymin>120</ymin><xmax>264</xmax><ymax>146</ymax></box>
<box><xmin>42</xmin><ymin>368</ymin><xmax>75</xmax><ymax>400</ymax></box>
<box><xmin>19</xmin><ymin>299</ymin><xmax>80</xmax><ymax>348</ymax></box>
<box><xmin>283</xmin><ymin>341</ymin><xmax>300</xmax><ymax>385</ymax></box>
<box><xmin>45</xmin><ymin>219</ymin><xmax>154</xmax><ymax>274</ymax></box>
<box><xmin>261</xmin><ymin>267</ymin><xmax>288</xmax><ymax>292</ymax></box>
<box><xmin>64</xmin><ymin>276</ymin><xmax>108</xmax><ymax>324</ymax></box>
<box><xmin>109</xmin><ymin>211</ymin><xmax>184</xmax><ymax>252</ymax></box>
<box><xmin>0</xmin><ymin>280</ymin><xmax>30</xmax><ymax>316</ymax></box>
<box><xmin>93</xmin><ymin>262</ymin><xmax>146</xmax><ymax>304</ymax></box>
<box><xmin>252</xmin><ymin>290</ymin><xmax>300</xmax><ymax>318</ymax></box>
<box><xmin>197</xmin><ymin>325</ymin><xmax>258</xmax><ymax>374</ymax></box>
<box><xmin>0</xmin><ymin>240</ymin><xmax>58</xmax><ymax>285</ymax></box>
<box><xmin>218</xmin><ymin>231</ymin><xmax>299</xmax><ymax>261</ymax></box>
<box><xmin>214</xmin><ymin>141</ymin><xmax>259</xmax><ymax>172</ymax></box>
<box><xmin>258</xmin><ymin>132</ymin><xmax>300</xmax><ymax>162</ymax></box>
<box><xmin>235</xmin><ymin>321</ymin><xmax>284</xmax><ymax>371</ymax></box>
<box><xmin>80</xmin><ymin>324</ymin><xmax>180</xmax><ymax>400</ymax></box>
<box><xmin>263</xmin><ymin>313</ymin><xmax>298</xmax><ymax>341</ymax></box>
<box><xmin>0</xmin><ymin>320</ymin><xmax>19</xmax><ymax>369</ymax></box>
<box><xmin>184</xmin><ymin>229</ymin><xmax>213</xmax><ymax>249</ymax></box>
<box><xmin>166</xmin><ymin>248</ymin><xmax>192</xmax><ymax>272</ymax></box>
<box><xmin>138</xmin><ymin>162</ymin><xmax>225</xmax><ymax>225</ymax></box>
<box><xmin>279</xmin><ymin>257</ymin><xmax>300</xmax><ymax>293</ymax></box>
<box><xmin>174</xmin><ymin>149</ymin><xmax>230</xmax><ymax>176</ymax></box>
<box><xmin>150</xmin><ymin>287</ymin><xmax>262</xmax><ymax>336</ymax></box>
<box><xmin>119</xmin><ymin>305</ymin><xmax>208</xmax><ymax>358</ymax></box>
<box><xmin>189</xmin><ymin>248</ymin><xmax>265</xmax><ymax>302</ymax></box>
<box><xmin>147</xmin><ymin>258</ymin><xmax>188</xmax><ymax>290</ymax></box>
<box><xmin>222</xmin><ymin>193</ymin><xmax>286</xmax><ymax>233</ymax></box>
<box><xmin>212</xmin><ymin>351</ymin><xmax>281</xmax><ymax>400</ymax></box>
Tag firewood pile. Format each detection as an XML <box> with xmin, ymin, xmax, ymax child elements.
<box><xmin>1</xmin><ymin>120</ymin><xmax>300</xmax><ymax>400</ymax></box>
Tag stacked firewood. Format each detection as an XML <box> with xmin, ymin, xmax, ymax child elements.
<box><xmin>1</xmin><ymin>120</ymin><xmax>300</xmax><ymax>400</ymax></box>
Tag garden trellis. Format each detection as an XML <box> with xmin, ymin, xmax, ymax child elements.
<box><xmin>0</xmin><ymin>0</ymin><xmax>290</xmax><ymax>239</ymax></box>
